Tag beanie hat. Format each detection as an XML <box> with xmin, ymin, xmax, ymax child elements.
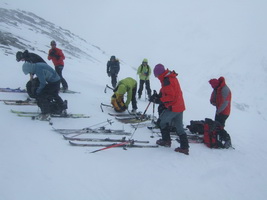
<box><xmin>209</xmin><ymin>78</ymin><xmax>220</xmax><ymax>89</ymax></box>
<box><xmin>154</xmin><ymin>64</ymin><xmax>165</xmax><ymax>77</ymax></box>
<box><xmin>142</xmin><ymin>58</ymin><xmax>148</xmax><ymax>63</ymax></box>
<box><xmin>50</xmin><ymin>40</ymin><xmax>56</xmax><ymax>46</ymax></box>
<box><xmin>16</xmin><ymin>51</ymin><xmax>23</xmax><ymax>62</ymax></box>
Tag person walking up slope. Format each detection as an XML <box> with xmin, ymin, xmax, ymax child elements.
<box><xmin>137</xmin><ymin>58</ymin><xmax>152</xmax><ymax>99</ymax></box>
<box><xmin>107</xmin><ymin>56</ymin><xmax>120</xmax><ymax>88</ymax></box>
<box><xmin>150</xmin><ymin>64</ymin><xmax>189</xmax><ymax>155</ymax></box>
<box><xmin>48</xmin><ymin>40</ymin><xmax>68</xmax><ymax>92</ymax></box>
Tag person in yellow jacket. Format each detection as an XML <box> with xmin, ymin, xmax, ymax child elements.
<box><xmin>111</xmin><ymin>77</ymin><xmax>138</xmax><ymax>113</ymax></box>
<box><xmin>137</xmin><ymin>58</ymin><xmax>152</xmax><ymax>99</ymax></box>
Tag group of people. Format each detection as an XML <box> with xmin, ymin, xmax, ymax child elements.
<box><xmin>16</xmin><ymin>44</ymin><xmax>232</xmax><ymax>155</ymax></box>
<box><xmin>109</xmin><ymin>57</ymin><xmax>232</xmax><ymax>156</ymax></box>
<box><xmin>16</xmin><ymin>41</ymin><xmax>68</xmax><ymax>119</ymax></box>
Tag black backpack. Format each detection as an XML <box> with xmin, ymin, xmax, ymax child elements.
<box><xmin>26</xmin><ymin>78</ymin><xmax>40</xmax><ymax>98</ymax></box>
<box><xmin>187</xmin><ymin>118</ymin><xmax>231</xmax><ymax>148</ymax></box>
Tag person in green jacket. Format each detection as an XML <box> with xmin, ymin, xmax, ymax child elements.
<box><xmin>137</xmin><ymin>58</ymin><xmax>152</xmax><ymax>99</ymax></box>
<box><xmin>111</xmin><ymin>77</ymin><xmax>138</xmax><ymax>113</ymax></box>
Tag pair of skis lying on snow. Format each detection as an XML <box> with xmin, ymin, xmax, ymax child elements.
<box><xmin>10</xmin><ymin>109</ymin><xmax>90</xmax><ymax>119</ymax></box>
<box><xmin>53</xmin><ymin>127</ymin><xmax>159</xmax><ymax>150</ymax></box>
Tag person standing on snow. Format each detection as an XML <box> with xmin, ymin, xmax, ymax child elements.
<box><xmin>111</xmin><ymin>77</ymin><xmax>138</xmax><ymax>113</ymax></box>
<box><xmin>22</xmin><ymin>62</ymin><xmax>67</xmax><ymax>120</ymax></box>
<box><xmin>209</xmin><ymin>77</ymin><xmax>232</xmax><ymax>148</ymax></box>
<box><xmin>48</xmin><ymin>40</ymin><xmax>68</xmax><ymax>92</ymax></box>
<box><xmin>107</xmin><ymin>55</ymin><xmax>120</xmax><ymax>88</ymax></box>
<box><xmin>149</xmin><ymin>64</ymin><xmax>189</xmax><ymax>155</ymax></box>
<box><xmin>209</xmin><ymin>77</ymin><xmax>231</xmax><ymax>127</ymax></box>
<box><xmin>137</xmin><ymin>58</ymin><xmax>152</xmax><ymax>99</ymax></box>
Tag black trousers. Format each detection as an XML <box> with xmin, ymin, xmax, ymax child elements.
<box><xmin>55</xmin><ymin>65</ymin><xmax>68</xmax><ymax>89</ymax></box>
<box><xmin>215</xmin><ymin>113</ymin><xmax>229</xmax><ymax>127</ymax></box>
<box><xmin>138</xmin><ymin>80</ymin><xmax>151</xmax><ymax>97</ymax></box>
<box><xmin>37</xmin><ymin>81</ymin><xmax>64</xmax><ymax>114</ymax></box>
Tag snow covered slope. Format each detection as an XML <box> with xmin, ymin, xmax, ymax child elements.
<box><xmin>0</xmin><ymin>1</ymin><xmax>267</xmax><ymax>200</ymax></box>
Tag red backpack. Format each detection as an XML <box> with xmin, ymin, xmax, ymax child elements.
<box><xmin>203</xmin><ymin>118</ymin><xmax>224</xmax><ymax>148</ymax></box>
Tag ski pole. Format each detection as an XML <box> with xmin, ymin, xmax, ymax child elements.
<box><xmin>104</xmin><ymin>84</ymin><xmax>114</xmax><ymax>93</ymax></box>
<box><xmin>90</xmin><ymin>141</ymin><xmax>131</xmax><ymax>153</ymax></box>
<box><xmin>100</xmin><ymin>103</ymin><xmax>113</xmax><ymax>112</ymax></box>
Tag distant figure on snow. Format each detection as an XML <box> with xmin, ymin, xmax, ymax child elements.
<box><xmin>107</xmin><ymin>55</ymin><xmax>120</xmax><ymax>88</ymax></box>
<box><xmin>48</xmin><ymin>40</ymin><xmax>68</xmax><ymax>92</ymax></box>
<box><xmin>137</xmin><ymin>58</ymin><xmax>152</xmax><ymax>99</ymax></box>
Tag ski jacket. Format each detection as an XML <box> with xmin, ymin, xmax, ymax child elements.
<box><xmin>107</xmin><ymin>60</ymin><xmax>120</xmax><ymax>75</ymax></box>
<box><xmin>210</xmin><ymin>77</ymin><xmax>231</xmax><ymax>115</ymax></box>
<box><xmin>157</xmin><ymin>69</ymin><xmax>185</xmax><ymax>113</ymax></box>
<box><xmin>22</xmin><ymin>62</ymin><xmax>60</xmax><ymax>95</ymax></box>
<box><xmin>114</xmin><ymin>77</ymin><xmax>137</xmax><ymax>107</ymax></box>
<box><xmin>137</xmin><ymin>64</ymin><xmax>151</xmax><ymax>80</ymax></box>
<box><xmin>23</xmin><ymin>50</ymin><xmax>46</xmax><ymax>63</ymax></box>
<box><xmin>48</xmin><ymin>47</ymin><xmax>65</xmax><ymax>66</ymax></box>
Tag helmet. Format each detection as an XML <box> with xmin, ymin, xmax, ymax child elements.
<box><xmin>16</xmin><ymin>51</ymin><xmax>23</xmax><ymax>62</ymax></box>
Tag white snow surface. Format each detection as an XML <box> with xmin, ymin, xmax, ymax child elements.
<box><xmin>1</xmin><ymin>1</ymin><xmax>267</xmax><ymax>200</ymax></box>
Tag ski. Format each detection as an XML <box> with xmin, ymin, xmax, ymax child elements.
<box><xmin>63</xmin><ymin>135</ymin><xmax>149</xmax><ymax>143</ymax></box>
<box><xmin>108</xmin><ymin>111</ymin><xmax>143</xmax><ymax>117</ymax></box>
<box><xmin>0</xmin><ymin>87</ymin><xmax>27</xmax><ymax>93</ymax></box>
<box><xmin>4</xmin><ymin>100</ymin><xmax>37</xmax><ymax>105</ymax></box>
<box><xmin>116</xmin><ymin>117</ymin><xmax>151</xmax><ymax>124</ymax></box>
<box><xmin>69</xmin><ymin>141</ymin><xmax>159</xmax><ymax>148</ymax></box>
<box><xmin>16</xmin><ymin>113</ymin><xmax>90</xmax><ymax>119</ymax></box>
<box><xmin>59</xmin><ymin>88</ymin><xmax>80</xmax><ymax>94</ymax></box>
<box><xmin>54</xmin><ymin>126</ymin><xmax>131</xmax><ymax>135</ymax></box>
<box><xmin>176</xmin><ymin>136</ymin><xmax>204</xmax><ymax>144</ymax></box>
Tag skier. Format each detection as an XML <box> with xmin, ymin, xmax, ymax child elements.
<box><xmin>22</xmin><ymin>62</ymin><xmax>68</xmax><ymax>120</ymax></box>
<box><xmin>111</xmin><ymin>77</ymin><xmax>138</xmax><ymax>113</ymax></box>
<box><xmin>137</xmin><ymin>58</ymin><xmax>152</xmax><ymax>99</ymax></box>
<box><xmin>149</xmin><ymin>64</ymin><xmax>189</xmax><ymax>155</ymax></box>
<box><xmin>107</xmin><ymin>55</ymin><xmax>120</xmax><ymax>88</ymax></box>
<box><xmin>48</xmin><ymin>40</ymin><xmax>68</xmax><ymax>92</ymax></box>
<box><xmin>209</xmin><ymin>77</ymin><xmax>232</xmax><ymax>148</ymax></box>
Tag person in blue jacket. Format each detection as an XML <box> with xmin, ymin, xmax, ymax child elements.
<box><xmin>22</xmin><ymin>62</ymin><xmax>67</xmax><ymax>118</ymax></box>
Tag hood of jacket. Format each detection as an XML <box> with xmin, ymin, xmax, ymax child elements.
<box><xmin>22</xmin><ymin>62</ymin><xmax>36</xmax><ymax>75</ymax></box>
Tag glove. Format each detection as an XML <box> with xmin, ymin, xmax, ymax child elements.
<box><xmin>149</xmin><ymin>90</ymin><xmax>159</xmax><ymax>102</ymax></box>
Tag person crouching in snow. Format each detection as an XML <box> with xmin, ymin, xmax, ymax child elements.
<box><xmin>111</xmin><ymin>77</ymin><xmax>138</xmax><ymax>113</ymax></box>
<box><xmin>22</xmin><ymin>62</ymin><xmax>67</xmax><ymax>120</ymax></box>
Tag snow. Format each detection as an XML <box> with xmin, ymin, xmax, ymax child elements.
<box><xmin>1</xmin><ymin>0</ymin><xmax>267</xmax><ymax>200</ymax></box>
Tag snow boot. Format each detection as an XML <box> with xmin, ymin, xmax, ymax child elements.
<box><xmin>175</xmin><ymin>134</ymin><xmax>189</xmax><ymax>155</ymax></box>
<box><xmin>156</xmin><ymin>139</ymin><xmax>171</xmax><ymax>147</ymax></box>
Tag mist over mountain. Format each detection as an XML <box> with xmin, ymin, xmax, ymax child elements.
<box><xmin>0</xmin><ymin>7</ymin><xmax>106</xmax><ymax>63</ymax></box>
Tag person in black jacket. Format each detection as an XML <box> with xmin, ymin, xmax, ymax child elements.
<box><xmin>107</xmin><ymin>55</ymin><xmax>120</xmax><ymax>88</ymax></box>
<box><xmin>16</xmin><ymin>50</ymin><xmax>47</xmax><ymax>98</ymax></box>
<box><xmin>16</xmin><ymin>50</ymin><xmax>46</xmax><ymax>64</ymax></box>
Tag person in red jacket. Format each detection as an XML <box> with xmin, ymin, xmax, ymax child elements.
<box><xmin>48</xmin><ymin>40</ymin><xmax>68</xmax><ymax>91</ymax></box>
<box><xmin>150</xmin><ymin>64</ymin><xmax>189</xmax><ymax>155</ymax></box>
<box><xmin>209</xmin><ymin>77</ymin><xmax>231</xmax><ymax>127</ymax></box>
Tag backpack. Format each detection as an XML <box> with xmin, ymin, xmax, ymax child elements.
<box><xmin>187</xmin><ymin>118</ymin><xmax>231</xmax><ymax>148</ymax></box>
<box><xmin>26</xmin><ymin>78</ymin><xmax>40</xmax><ymax>98</ymax></box>
<box><xmin>111</xmin><ymin>94</ymin><xmax>126</xmax><ymax>112</ymax></box>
